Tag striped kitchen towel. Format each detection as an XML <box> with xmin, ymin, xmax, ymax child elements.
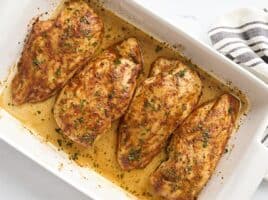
<box><xmin>208</xmin><ymin>8</ymin><xmax>268</xmax><ymax>83</ymax></box>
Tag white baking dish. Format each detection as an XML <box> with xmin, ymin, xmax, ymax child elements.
<box><xmin>1</xmin><ymin>0</ymin><xmax>268</xmax><ymax>199</ymax></box>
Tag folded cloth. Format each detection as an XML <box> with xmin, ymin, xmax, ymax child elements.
<box><xmin>209</xmin><ymin>8</ymin><xmax>268</xmax><ymax>146</ymax></box>
<box><xmin>208</xmin><ymin>8</ymin><xmax>268</xmax><ymax>82</ymax></box>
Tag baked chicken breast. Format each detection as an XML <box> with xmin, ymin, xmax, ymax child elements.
<box><xmin>150</xmin><ymin>93</ymin><xmax>240</xmax><ymax>200</ymax></box>
<box><xmin>117</xmin><ymin>58</ymin><xmax>202</xmax><ymax>170</ymax></box>
<box><xmin>12</xmin><ymin>0</ymin><xmax>103</xmax><ymax>105</ymax></box>
<box><xmin>53</xmin><ymin>38</ymin><xmax>143</xmax><ymax>147</ymax></box>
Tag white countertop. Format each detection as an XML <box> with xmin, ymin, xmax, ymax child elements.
<box><xmin>0</xmin><ymin>0</ymin><xmax>267</xmax><ymax>199</ymax></box>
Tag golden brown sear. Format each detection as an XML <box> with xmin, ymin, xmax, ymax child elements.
<box><xmin>117</xmin><ymin>58</ymin><xmax>202</xmax><ymax>170</ymax></box>
<box><xmin>53</xmin><ymin>38</ymin><xmax>143</xmax><ymax>147</ymax></box>
<box><xmin>150</xmin><ymin>93</ymin><xmax>240</xmax><ymax>200</ymax></box>
<box><xmin>12</xmin><ymin>0</ymin><xmax>104</xmax><ymax>105</ymax></box>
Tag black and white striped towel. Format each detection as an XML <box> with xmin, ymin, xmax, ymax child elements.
<box><xmin>209</xmin><ymin>8</ymin><xmax>268</xmax><ymax>147</ymax></box>
<box><xmin>209</xmin><ymin>8</ymin><xmax>268</xmax><ymax>83</ymax></box>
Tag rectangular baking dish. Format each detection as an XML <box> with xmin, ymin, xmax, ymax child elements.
<box><xmin>1</xmin><ymin>0</ymin><xmax>268</xmax><ymax>199</ymax></box>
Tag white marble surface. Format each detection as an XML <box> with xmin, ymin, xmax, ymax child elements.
<box><xmin>0</xmin><ymin>0</ymin><xmax>268</xmax><ymax>199</ymax></box>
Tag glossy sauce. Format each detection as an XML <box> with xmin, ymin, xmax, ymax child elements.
<box><xmin>0</xmin><ymin>1</ymin><xmax>248</xmax><ymax>199</ymax></box>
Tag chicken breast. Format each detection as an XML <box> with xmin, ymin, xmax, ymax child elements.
<box><xmin>150</xmin><ymin>93</ymin><xmax>240</xmax><ymax>200</ymax></box>
<box><xmin>53</xmin><ymin>38</ymin><xmax>143</xmax><ymax>147</ymax></box>
<box><xmin>12</xmin><ymin>0</ymin><xmax>103</xmax><ymax>105</ymax></box>
<box><xmin>117</xmin><ymin>58</ymin><xmax>202</xmax><ymax>170</ymax></box>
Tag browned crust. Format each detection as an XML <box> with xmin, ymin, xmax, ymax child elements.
<box><xmin>150</xmin><ymin>93</ymin><xmax>240</xmax><ymax>200</ymax></box>
<box><xmin>12</xmin><ymin>0</ymin><xmax>104</xmax><ymax>105</ymax></box>
<box><xmin>117</xmin><ymin>57</ymin><xmax>202</xmax><ymax>170</ymax></box>
<box><xmin>53</xmin><ymin>37</ymin><xmax>143</xmax><ymax>147</ymax></box>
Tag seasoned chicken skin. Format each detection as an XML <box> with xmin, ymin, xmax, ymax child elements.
<box><xmin>54</xmin><ymin>38</ymin><xmax>143</xmax><ymax>147</ymax></box>
<box><xmin>150</xmin><ymin>94</ymin><xmax>240</xmax><ymax>200</ymax></box>
<box><xmin>12</xmin><ymin>0</ymin><xmax>103</xmax><ymax>105</ymax></box>
<box><xmin>117</xmin><ymin>58</ymin><xmax>202</xmax><ymax>170</ymax></box>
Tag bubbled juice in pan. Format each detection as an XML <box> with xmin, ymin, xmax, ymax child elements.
<box><xmin>0</xmin><ymin>1</ymin><xmax>248</xmax><ymax>199</ymax></box>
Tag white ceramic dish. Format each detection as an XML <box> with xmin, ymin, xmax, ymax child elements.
<box><xmin>1</xmin><ymin>0</ymin><xmax>268</xmax><ymax>199</ymax></box>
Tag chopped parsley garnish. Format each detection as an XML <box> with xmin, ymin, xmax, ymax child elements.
<box><xmin>163</xmin><ymin>168</ymin><xmax>180</xmax><ymax>181</ymax></box>
<box><xmin>70</xmin><ymin>152</ymin><xmax>79</xmax><ymax>161</ymax></box>
<box><xmin>80</xmin><ymin>99</ymin><xmax>87</xmax><ymax>108</ymax></box>
<box><xmin>128</xmin><ymin>148</ymin><xmax>141</xmax><ymax>161</ymax></box>
<box><xmin>57</xmin><ymin>139</ymin><xmax>62</xmax><ymax>147</ymax></box>
<box><xmin>141</xmin><ymin>128</ymin><xmax>148</xmax><ymax>136</ymax></box>
<box><xmin>186</xmin><ymin>165</ymin><xmax>192</xmax><ymax>172</ymax></box>
<box><xmin>171</xmin><ymin>184</ymin><xmax>181</xmax><ymax>192</ymax></box>
<box><xmin>80</xmin><ymin>16</ymin><xmax>89</xmax><ymax>24</ymax></box>
<box><xmin>92</xmin><ymin>41</ymin><xmax>98</xmax><ymax>47</ymax></box>
<box><xmin>32</xmin><ymin>58</ymin><xmax>42</xmax><ymax>67</ymax></box>
<box><xmin>81</xmin><ymin>29</ymin><xmax>90</xmax><ymax>36</ymax></box>
<box><xmin>55</xmin><ymin>68</ymin><xmax>61</xmax><ymax>77</ymax></box>
<box><xmin>144</xmin><ymin>99</ymin><xmax>158</xmax><ymax>111</ymax></box>
<box><xmin>228</xmin><ymin>107</ymin><xmax>233</xmax><ymax>114</ymax></box>
<box><xmin>176</xmin><ymin>69</ymin><xmax>186</xmax><ymax>78</ymax></box>
<box><xmin>108</xmin><ymin>91</ymin><xmax>115</xmax><ymax>99</ymax></box>
<box><xmin>119</xmin><ymin>173</ymin><xmax>124</xmax><ymax>179</ymax></box>
<box><xmin>78</xmin><ymin>117</ymin><xmax>84</xmax><ymax>124</ymax></box>
<box><xmin>94</xmin><ymin>90</ymin><xmax>101</xmax><ymax>97</ymax></box>
<box><xmin>202</xmin><ymin>131</ymin><xmax>210</xmax><ymax>148</ymax></box>
<box><xmin>63</xmin><ymin>42</ymin><xmax>73</xmax><ymax>48</ymax></box>
<box><xmin>114</xmin><ymin>58</ymin><xmax>121</xmax><ymax>65</ymax></box>
<box><xmin>66</xmin><ymin>141</ymin><xmax>73</xmax><ymax>147</ymax></box>
<box><xmin>181</xmin><ymin>104</ymin><xmax>187</xmax><ymax>111</ymax></box>
<box><xmin>63</xmin><ymin>26</ymin><xmax>73</xmax><ymax>38</ymax></box>
<box><xmin>197</xmin><ymin>124</ymin><xmax>203</xmax><ymax>130</ymax></box>
<box><xmin>55</xmin><ymin>128</ymin><xmax>62</xmax><ymax>134</ymax></box>
<box><xmin>155</xmin><ymin>45</ymin><xmax>163</xmax><ymax>53</ymax></box>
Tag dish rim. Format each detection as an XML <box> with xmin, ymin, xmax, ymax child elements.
<box><xmin>0</xmin><ymin>0</ymin><xmax>268</xmax><ymax>199</ymax></box>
